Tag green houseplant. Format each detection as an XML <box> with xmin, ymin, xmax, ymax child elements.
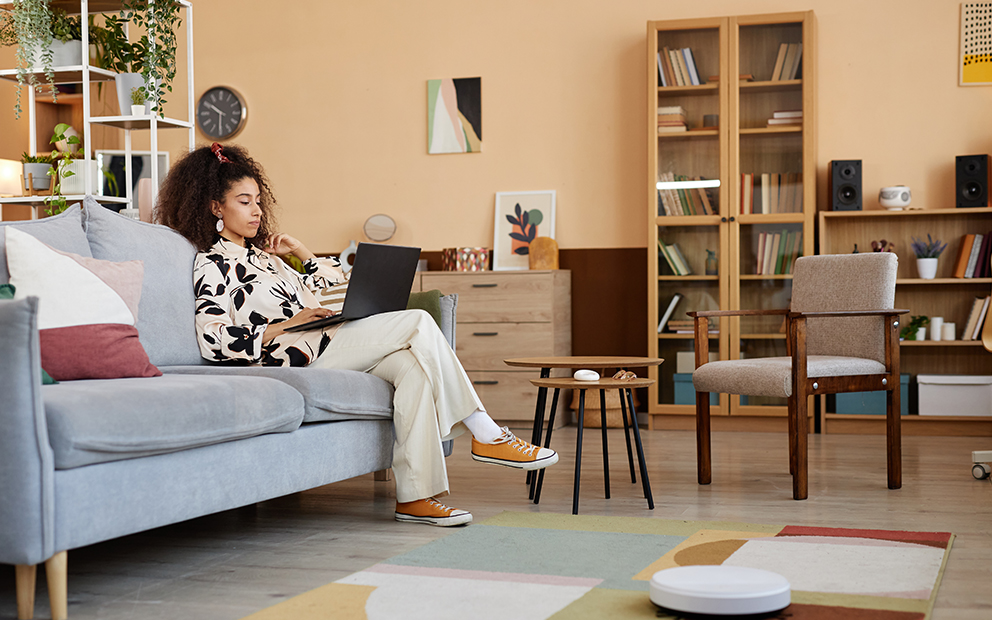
<box><xmin>45</xmin><ymin>122</ymin><xmax>80</xmax><ymax>215</ymax></box>
<box><xmin>20</xmin><ymin>151</ymin><xmax>54</xmax><ymax>192</ymax></box>
<box><xmin>5</xmin><ymin>0</ymin><xmax>56</xmax><ymax>119</ymax></box>
<box><xmin>899</xmin><ymin>315</ymin><xmax>930</xmax><ymax>341</ymax></box>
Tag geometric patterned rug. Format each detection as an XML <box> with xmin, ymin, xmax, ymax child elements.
<box><xmin>241</xmin><ymin>512</ymin><xmax>954</xmax><ymax>620</ymax></box>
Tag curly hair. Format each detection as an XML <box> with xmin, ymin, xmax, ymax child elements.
<box><xmin>155</xmin><ymin>143</ymin><xmax>278</xmax><ymax>251</ymax></box>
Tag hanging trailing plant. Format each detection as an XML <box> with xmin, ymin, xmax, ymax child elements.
<box><xmin>6</xmin><ymin>0</ymin><xmax>57</xmax><ymax>119</ymax></box>
<box><xmin>104</xmin><ymin>0</ymin><xmax>182</xmax><ymax>116</ymax></box>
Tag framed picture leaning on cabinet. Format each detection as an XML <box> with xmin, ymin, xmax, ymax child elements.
<box><xmin>493</xmin><ymin>190</ymin><xmax>556</xmax><ymax>270</ymax></box>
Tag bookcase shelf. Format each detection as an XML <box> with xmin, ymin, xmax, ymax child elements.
<box><xmin>818</xmin><ymin>207</ymin><xmax>992</xmax><ymax>436</ymax></box>
<box><xmin>647</xmin><ymin>11</ymin><xmax>816</xmax><ymax>430</ymax></box>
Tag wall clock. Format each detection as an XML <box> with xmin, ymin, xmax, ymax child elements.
<box><xmin>196</xmin><ymin>86</ymin><xmax>248</xmax><ymax>140</ymax></box>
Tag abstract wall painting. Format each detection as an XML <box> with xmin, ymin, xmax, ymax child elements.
<box><xmin>493</xmin><ymin>191</ymin><xmax>556</xmax><ymax>270</ymax></box>
<box><xmin>960</xmin><ymin>3</ymin><xmax>992</xmax><ymax>85</ymax></box>
<box><xmin>427</xmin><ymin>78</ymin><xmax>482</xmax><ymax>153</ymax></box>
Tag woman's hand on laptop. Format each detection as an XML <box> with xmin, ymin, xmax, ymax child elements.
<box><xmin>263</xmin><ymin>233</ymin><xmax>316</xmax><ymax>262</ymax></box>
<box><xmin>262</xmin><ymin>307</ymin><xmax>340</xmax><ymax>342</ymax></box>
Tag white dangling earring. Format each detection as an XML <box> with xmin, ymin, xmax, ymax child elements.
<box><xmin>216</xmin><ymin>218</ymin><xmax>224</xmax><ymax>233</ymax></box>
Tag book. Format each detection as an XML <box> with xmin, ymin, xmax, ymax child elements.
<box><xmin>976</xmin><ymin>231</ymin><xmax>992</xmax><ymax>277</ymax></box>
<box><xmin>657</xmin><ymin>52</ymin><xmax>667</xmax><ymax>87</ymax></box>
<box><xmin>674</xmin><ymin>48</ymin><xmax>693</xmax><ymax>86</ymax></box>
<box><xmin>765</xmin><ymin>232</ymin><xmax>781</xmax><ymax>275</ymax></box>
<box><xmin>760</xmin><ymin>173</ymin><xmax>771</xmax><ymax>214</ymax></box>
<box><xmin>668</xmin><ymin>48</ymin><xmax>686</xmax><ymax>85</ymax></box>
<box><xmin>771</xmin><ymin>43</ymin><xmax>788</xmax><ymax>81</ymax></box>
<box><xmin>742</xmin><ymin>173</ymin><xmax>753</xmax><ymax>215</ymax></box>
<box><xmin>658</xmin><ymin>125</ymin><xmax>688</xmax><ymax>133</ymax></box>
<box><xmin>767</xmin><ymin>117</ymin><xmax>802</xmax><ymax>125</ymax></box>
<box><xmin>670</xmin><ymin>243</ymin><xmax>693</xmax><ymax>275</ymax></box>
<box><xmin>775</xmin><ymin>230</ymin><xmax>791</xmax><ymax>274</ymax></box>
<box><xmin>683</xmin><ymin>48</ymin><xmax>701</xmax><ymax>85</ymax></box>
<box><xmin>964</xmin><ymin>234</ymin><xmax>984</xmax><ymax>278</ymax></box>
<box><xmin>657</xmin><ymin>105</ymin><xmax>686</xmax><ymax>115</ymax></box>
<box><xmin>756</xmin><ymin>232</ymin><xmax>767</xmax><ymax>274</ymax></box>
<box><xmin>962</xmin><ymin>296</ymin><xmax>985</xmax><ymax>341</ymax></box>
<box><xmin>973</xmin><ymin>296</ymin><xmax>991</xmax><ymax>340</ymax></box>
<box><xmin>786</xmin><ymin>43</ymin><xmax>803</xmax><ymax>79</ymax></box>
<box><xmin>661</xmin><ymin>47</ymin><xmax>678</xmax><ymax>87</ymax></box>
<box><xmin>658</xmin><ymin>239</ymin><xmax>680</xmax><ymax>274</ymax></box>
<box><xmin>780</xmin><ymin>43</ymin><xmax>800</xmax><ymax>81</ymax></box>
<box><xmin>769</xmin><ymin>174</ymin><xmax>780</xmax><ymax>213</ymax></box>
<box><xmin>696</xmin><ymin>179</ymin><xmax>713</xmax><ymax>215</ymax></box>
<box><xmin>773</xmin><ymin>110</ymin><xmax>803</xmax><ymax>118</ymax></box>
<box><xmin>953</xmin><ymin>234</ymin><xmax>976</xmax><ymax>278</ymax></box>
<box><xmin>657</xmin><ymin>293</ymin><xmax>683</xmax><ymax>333</ymax></box>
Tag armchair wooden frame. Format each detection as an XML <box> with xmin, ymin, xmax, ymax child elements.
<box><xmin>688</xmin><ymin>306</ymin><xmax>909</xmax><ymax>500</ymax></box>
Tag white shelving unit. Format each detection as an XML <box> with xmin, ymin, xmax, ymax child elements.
<box><xmin>0</xmin><ymin>0</ymin><xmax>194</xmax><ymax>219</ymax></box>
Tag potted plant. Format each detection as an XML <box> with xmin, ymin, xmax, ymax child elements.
<box><xmin>900</xmin><ymin>315</ymin><xmax>929</xmax><ymax>341</ymax></box>
<box><xmin>45</xmin><ymin>122</ymin><xmax>80</xmax><ymax>214</ymax></box>
<box><xmin>3</xmin><ymin>0</ymin><xmax>56</xmax><ymax>119</ymax></box>
<box><xmin>911</xmin><ymin>235</ymin><xmax>947</xmax><ymax>280</ymax></box>
<box><xmin>129</xmin><ymin>86</ymin><xmax>146</xmax><ymax>116</ymax></box>
<box><xmin>20</xmin><ymin>151</ymin><xmax>54</xmax><ymax>192</ymax></box>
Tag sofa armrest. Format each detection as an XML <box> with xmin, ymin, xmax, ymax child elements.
<box><xmin>0</xmin><ymin>297</ymin><xmax>56</xmax><ymax>566</ymax></box>
<box><xmin>439</xmin><ymin>293</ymin><xmax>458</xmax><ymax>350</ymax></box>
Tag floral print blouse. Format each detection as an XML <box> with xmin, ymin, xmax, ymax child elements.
<box><xmin>193</xmin><ymin>237</ymin><xmax>346</xmax><ymax>366</ymax></box>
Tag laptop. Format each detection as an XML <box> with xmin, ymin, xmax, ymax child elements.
<box><xmin>283</xmin><ymin>242</ymin><xmax>421</xmax><ymax>332</ymax></box>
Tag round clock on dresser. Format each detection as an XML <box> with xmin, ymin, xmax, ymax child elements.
<box><xmin>196</xmin><ymin>86</ymin><xmax>248</xmax><ymax>140</ymax></box>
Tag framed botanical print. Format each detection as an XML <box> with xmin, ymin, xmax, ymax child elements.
<box><xmin>493</xmin><ymin>190</ymin><xmax>556</xmax><ymax>270</ymax></box>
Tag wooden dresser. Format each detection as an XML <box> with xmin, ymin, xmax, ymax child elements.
<box><xmin>414</xmin><ymin>270</ymin><xmax>572</xmax><ymax>428</ymax></box>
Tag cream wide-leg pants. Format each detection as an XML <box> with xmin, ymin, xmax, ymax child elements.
<box><xmin>311</xmin><ymin>309</ymin><xmax>484</xmax><ymax>503</ymax></box>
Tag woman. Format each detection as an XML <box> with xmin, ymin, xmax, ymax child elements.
<box><xmin>156</xmin><ymin>143</ymin><xmax>557</xmax><ymax>527</ymax></box>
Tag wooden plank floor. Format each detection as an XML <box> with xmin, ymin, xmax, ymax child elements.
<box><xmin>1</xmin><ymin>429</ymin><xmax>989</xmax><ymax>620</ymax></box>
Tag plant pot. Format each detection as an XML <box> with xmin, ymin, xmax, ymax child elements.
<box><xmin>131</xmin><ymin>105</ymin><xmax>146</xmax><ymax>117</ymax></box>
<box><xmin>115</xmin><ymin>73</ymin><xmax>159</xmax><ymax>115</ymax></box>
<box><xmin>916</xmin><ymin>257</ymin><xmax>938</xmax><ymax>280</ymax></box>
<box><xmin>22</xmin><ymin>163</ymin><xmax>53</xmax><ymax>191</ymax></box>
<box><xmin>59</xmin><ymin>160</ymin><xmax>100</xmax><ymax>195</ymax></box>
<box><xmin>915</xmin><ymin>327</ymin><xmax>926</xmax><ymax>341</ymax></box>
<box><xmin>31</xmin><ymin>40</ymin><xmax>83</xmax><ymax>67</ymax></box>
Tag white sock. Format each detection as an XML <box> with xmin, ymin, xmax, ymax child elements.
<box><xmin>463</xmin><ymin>409</ymin><xmax>504</xmax><ymax>444</ymax></box>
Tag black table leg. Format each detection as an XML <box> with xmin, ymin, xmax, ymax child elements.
<box><xmin>625</xmin><ymin>388</ymin><xmax>654</xmax><ymax>510</ymax></box>
<box><xmin>526</xmin><ymin>367</ymin><xmax>551</xmax><ymax>489</ymax></box>
<box><xmin>573</xmin><ymin>389</ymin><xmax>586</xmax><ymax>515</ymax></box>
<box><xmin>600</xmin><ymin>389</ymin><xmax>610</xmax><ymax>499</ymax></box>
<box><xmin>533</xmin><ymin>388</ymin><xmax>560</xmax><ymax>505</ymax></box>
<box><xmin>619</xmin><ymin>386</ymin><xmax>636</xmax><ymax>483</ymax></box>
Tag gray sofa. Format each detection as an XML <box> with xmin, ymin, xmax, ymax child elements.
<box><xmin>0</xmin><ymin>198</ymin><xmax>455</xmax><ymax>619</ymax></box>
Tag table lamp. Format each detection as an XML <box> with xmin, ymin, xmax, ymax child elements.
<box><xmin>0</xmin><ymin>159</ymin><xmax>21</xmax><ymax>197</ymax></box>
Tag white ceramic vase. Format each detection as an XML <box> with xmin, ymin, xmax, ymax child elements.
<box><xmin>59</xmin><ymin>160</ymin><xmax>100</xmax><ymax>195</ymax></box>
<box><xmin>131</xmin><ymin>105</ymin><xmax>146</xmax><ymax>117</ymax></box>
<box><xmin>31</xmin><ymin>40</ymin><xmax>83</xmax><ymax>67</ymax></box>
<box><xmin>916</xmin><ymin>257</ymin><xmax>938</xmax><ymax>279</ymax></box>
<box><xmin>115</xmin><ymin>73</ymin><xmax>158</xmax><ymax>115</ymax></box>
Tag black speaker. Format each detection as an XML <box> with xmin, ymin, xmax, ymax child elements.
<box><xmin>830</xmin><ymin>160</ymin><xmax>862</xmax><ymax>211</ymax></box>
<box><xmin>956</xmin><ymin>154</ymin><xmax>990</xmax><ymax>208</ymax></box>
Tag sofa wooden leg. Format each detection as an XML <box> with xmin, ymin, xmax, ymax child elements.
<box><xmin>374</xmin><ymin>468</ymin><xmax>392</xmax><ymax>481</ymax></box>
<box><xmin>45</xmin><ymin>551</ymin><xmax>68</xmax><ymax>620</ymax></box>
<box><xmin>15</xmin><ymin>564</ymin><xmax>37</xmax><ymax>620</ymax></box>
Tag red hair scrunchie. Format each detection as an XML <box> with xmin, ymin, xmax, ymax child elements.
<box><xmin>211</xmin><ymin>142</ymin><xmax>231</xmax><ymax>164</ymax></box>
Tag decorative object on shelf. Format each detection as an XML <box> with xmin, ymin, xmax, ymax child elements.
<box><xmin>829</xmin><ymin>160</ymin><xmax>862</xmax><ymax>211</ymax></box>
<box><xmin>104</xmin><ymin>0</ymin><xmax>182</xmax><ymax>114</ymax></box>
<box><xmin>942</xmin><ymin>321</ymin><xmax>957</xmax><ymax>341</ymax></box>
<box><xmin>20</xmin><ymin>152</ymin><xmax>54</xmax><ymax>193</ymax></box>
<box><xmin>705</xmin><ymin>249</ymin><xmax>717</xmax><ymax>275</ymax></box>
<box><xmin>441</xmin><ymin>247</ymin><xmax>489</xmax><ymax>271</ymax></box>
<box><xmin>912</xmin><ymin>234</ymin><xmax>947</xmax><ymax>280</ymax></box>
<box><xmin>528</xmin><ymin>236</ymin><xmax>559</xmax><ymax>270</ymax></box>
<box><xmin>960</xmin><ymin>3</ymin><xmax>992</xmax><ymax>85</ymax></box>
<box><xmin>870</xmin><ymin>239</ymin><xmax>894</xmax><ymax>252</ymax></box>
<box><xmin>129</xmin><ymin>86</ymin><xmax>145</xmax><ymax>116</ymax></box>
<box><xmin>879</xmin><ymin>185</ymin><xmax>912</xmax><ymax>209</ymax></box>
<box><xmin>493</xmin><ymin>190</ymin><xmax>556</xmax><ymax>270</ymax></box>
<box><xmin>196</xmin><ymin>85</ymin><xmax>248</xmax><ymax>139</ymax></box>
<box><xmin>427</xmin><ymin>77</ymin><xmax>481</xmax><ymax>154</ymax></box>
<box><xmin>930</xmin><ymin>316</ymin><xmax>944</xmax><ymax>342</ymax></box>
<box><xmin>899</xmin><ymin>315</ymin><xmax>929</xmax><ymax>341</ymax></box>
<box><xmin>338</xmin><ymin>240</ymin><xmax>357</xmax><ymax>273</ymax></box>
<box><xmin>954</xmin><ymin>154</ymin><xmax>990</xmax><ymax>208</ymax></box>
<box><xmin>363</xmin><ymin>213</ymin><xmax>396</xmax><ymax>242</ymax></box>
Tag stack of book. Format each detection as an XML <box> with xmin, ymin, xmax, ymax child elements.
<box><xmin>951</xmin><ymin>232</ymin><xmax>992</xmax><ymax>278</ymax></box>
<box><xmin>755</xmin><ymin>230</ymin><xmax>803</xmax><ymax>275</ymax></box>
<box><xmin>657</xmin><ymin>105</ymin><xmax>687</xmax><ymax>133</ymax></box>
<box><xmin>767</xmin><ymin>109</ymin><xmax>802</xmax><ymax>127</ymax></box>
<box><xmin>657</xmin><ymin>171</ymin><xmax>715</xmax><ymax>216</ymax></box>
<box><xmin>658</xmin><ymin>239</ymin><xmax>693</xmax><ymax>275</ymax></box>
<box><xmin>739</xmin><ymin>172</ymin><xmax>803</xmax><ymax>214</ymax></box>
<box><xmin>962</xmin><ymin>296</ymin><xmax>991</xmax><ymax>341</ymax></box>
<box><xmin>657</xmin><ymin>47</ymin><xmax>702</xmax><ymax>87</ymax></box>
<box><xmin>770</xmin><ymin>43</ymin><xmax>803</xmax><ymax>80</ymax></box>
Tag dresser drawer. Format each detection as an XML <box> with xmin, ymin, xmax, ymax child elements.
<box><xmin>467</xmin><ymin>371</ymin><xmax>567</xmax><ymax>429</ymax></box>
<box><xmin>456</xmin><ymin>323</ymin><xmax>554</xmax><ymax>370</ymax></box>
<box><xmin>421</xmin><ymin>272</ymin><xmax>555</xmax><ymax>322</ymax></box>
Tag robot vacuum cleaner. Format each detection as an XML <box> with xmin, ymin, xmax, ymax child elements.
<box><xmin>650</xmin><ymin>566</ymin><xmax>791</xmax><ymax>616</ymax></box>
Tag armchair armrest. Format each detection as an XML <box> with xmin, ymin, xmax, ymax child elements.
<box><xmin>687</xmin><ymin>309</ymin><xmax>788</xmax><ymax>318</ymax></box>
<box><xmin>788</xmin><ymin>309</ymin><xmax>910</xmax><ymax>318</ymax></box>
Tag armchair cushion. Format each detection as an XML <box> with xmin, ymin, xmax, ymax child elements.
<box><xmin>693</xmin><ymin>356</ymin><xmax>887</xmax><ymax>398</ymax></box>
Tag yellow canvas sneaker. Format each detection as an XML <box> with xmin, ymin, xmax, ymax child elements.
<box><xmin>395</xmin><ymin>497</ymin><xmax>473</xmax><ymax>526</ymax></box>
<box><xmin>471</xmin><ymin>427</ymin><xmax>559</xmax><ymax>470</ymax></box>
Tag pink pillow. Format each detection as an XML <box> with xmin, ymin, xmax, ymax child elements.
<box><xmin>5</xmin><ymin>227</ymin><xmax>161</xmax><ymax>381</ymax></box>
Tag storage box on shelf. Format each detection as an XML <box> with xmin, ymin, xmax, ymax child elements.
<box><xmin>647</xmin><ymin>12</ymin><xmax>816</xmax><ymax>431</ymax></box>
<box><xmin>918</xmin><ymin>375</ymin><xmax>992</xmax><ymax>417</ymax></box>
<box><xmin>0</xmin><ymin>0</ymin><xmax>194</xmax><ymax>221</ymax></box>
<box><xmin>818</xmin><ymin>207</ymin><xmax>992</xmax><ymax>436</ymax></box>
<box><xmin>412</xmin><ymin>270</ymin><xmax>571</xmax><ymax>429</ymax></box>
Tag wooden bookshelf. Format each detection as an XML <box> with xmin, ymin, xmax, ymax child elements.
<box><xmin>818</xmin><ymin>207</ymin><xmax>992</xmax><ymax>436</ymax></box>
<box><xmin>647</xmin><ymin>12</ymin><xmax>817</xmax><ymax>431</ymax></box>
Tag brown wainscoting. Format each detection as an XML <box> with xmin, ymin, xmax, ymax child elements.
<box><xmin>422</xmin><ymin>247</ymin><xmax>648</xmax><ymax>358</ymax></box>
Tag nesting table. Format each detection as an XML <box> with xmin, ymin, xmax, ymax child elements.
<box><xmin>504</xmin><ymin>356</ymin><xmax>663</xmax><ymax>515</ymax></box>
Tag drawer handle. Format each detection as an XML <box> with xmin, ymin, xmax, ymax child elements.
<box><xmin>473</xmin><ymin>380</ymin><xmax>499</xmax><ymax>385</ymax></box>
<box><xmin>472</xmin><ymin>283</ymin><xmax>499</xmax><ymax>288</ymax></box>
<box><xmin>473</xmin><ymin>332</ymin><xmax>499</xmax><ymax>337</ymax></box>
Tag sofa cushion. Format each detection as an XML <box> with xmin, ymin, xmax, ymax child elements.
<box><xmin>0</xmin><ymin>204</ymin><xmax>89</xmax><ymax>284</ymax></box>
<box><xmin>43</xmin><ymin>374</ymin><xmax>305</xmax><ymax>469</ymax></box>
<box><xmin>5</xmin><ymin>227</ymin><xmax>161</xmax><ymax>381</ymax></box>
<box><xmin>160</xmin><ymin>365</ymin><xmax>394</xmax><ymax>423</ymax></box>
<box><xmin>82</xmin><ymin>196</ymin><xmax>204</xmax><ymax>368</ymax></box>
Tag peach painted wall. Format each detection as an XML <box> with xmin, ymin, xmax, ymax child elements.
<box><xmin>2</xmin><ymin>0</ymin><xmax>991</xmax><ymax>253</ymax></box>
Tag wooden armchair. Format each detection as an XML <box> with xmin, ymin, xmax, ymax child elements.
<box><xmin>688</xmin><ymin>252</ymin><xmax>908</xmax><ymax>500</ymax></box>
